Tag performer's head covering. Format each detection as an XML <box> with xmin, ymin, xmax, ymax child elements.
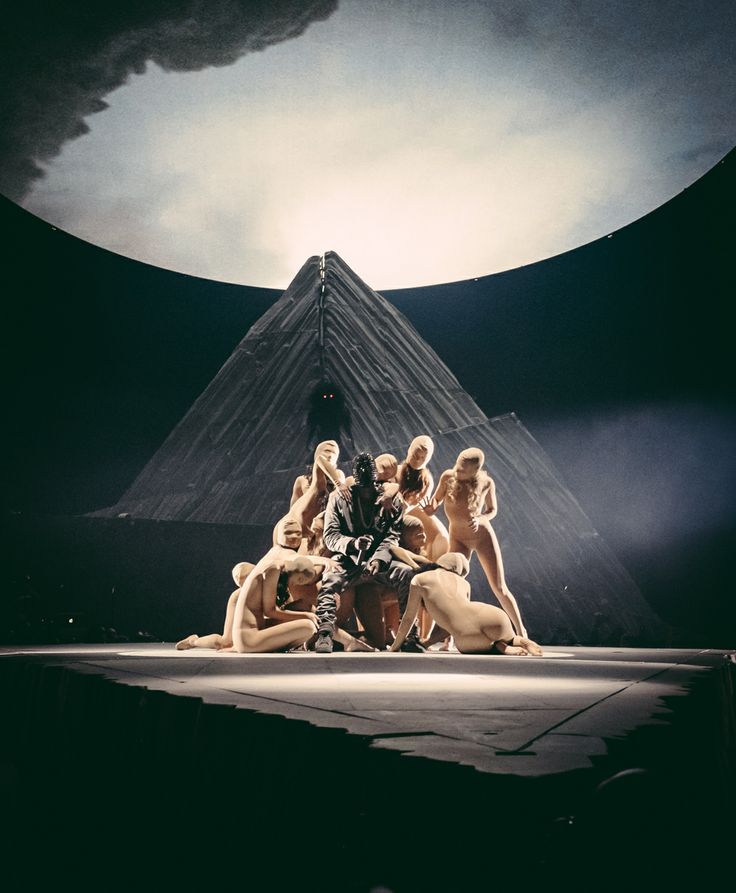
<box><xmin>352</xmin><ymin>451</ymin><xmax>378</xmax><ymax>489</ymax></box>
<box><xmin>375</xmin><ymin>453</ymin><xmax>398</xmax><ymax>480</ymax></box>
<box><xmin>455</xmin><ymin>447</ymin><xmax>484</xmax><ymax>471</ymax></box>
<box><xmin>407</xmin><ymin>435</ymin><xmax>434</xmax><ymax>469</ymax></box>
<box><xmin>437</xmin><ymin>552</ymin><xmax>470</xmax><ymax>577</ymax></box>
<box><xmin>284</xmin><ymin>556</ymin><xmax>319</xmax><ymax>584</ymax></box>
<box><xmin>231</xmin><ymin>561</ymin><xmax>256</xmax><ymax>587</ymax></box>
<box><xmin>314</xmin><ymin>440</ymin><xmax>339</xmax><ymax>463</ymax></box>
<box><xmin>275</xmin><ymin>514</ymin><xmax>303</xmax><ymax>548</ymax></box>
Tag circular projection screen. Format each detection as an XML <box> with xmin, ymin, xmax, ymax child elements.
<box><xmin>3</xmin><ymin>1</ymin><xmax>735</xmax><ymax>289</ymax></box>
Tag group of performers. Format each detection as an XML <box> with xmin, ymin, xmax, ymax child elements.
<box><xmin>176</xmin><ymin>436</ymin><xmax>543</xmax><ymax>657</ymax></box>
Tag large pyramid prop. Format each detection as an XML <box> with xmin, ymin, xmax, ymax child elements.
<box><xmin>96</xmin><ymin>252</ymin><xmax>663</xmax><ymax>642</ymax></box>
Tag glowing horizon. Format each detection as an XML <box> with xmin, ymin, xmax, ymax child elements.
<box><xmin>14</xmin><ymin>1</ymin><xmax>736</xmax><ymax>290</ymax></box>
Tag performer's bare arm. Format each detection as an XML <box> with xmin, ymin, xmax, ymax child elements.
<box><xmin>470</xmin><ymin>477</ymin><xmax>498</xmax><ymax>530</ymax></box>
<box><xmin>389</xmin><ymin>545</ymin><xmax>433</xmax><ymax>570</ymax></box>
<box><xmin>389</xmin><ymin>584</ymin><xmax>424</xmax><ymax>652</ymax></box>
<box><xmin>416</xmin><ymin>469</ymin><xmax>434</xmax><ymax>503</ymax></box>
<box><xmin>307</xmin><ymin>555</ymin><xmax>339</xmax><ymax>574</ymax></box>
<box><xmin>422</xmin><ymin>470</ymin><xmax>450</xmax><ymax>516</ymax></box>
<box><xmin>261</xmin><ymin>566</ymin><xmax>318</xmax><ymax>626</ymax></box>
<box><xmin>314</xmin><ymin>453</ymin><xmax>345</xmax><ymax>488</ymax></box>
<box><xmin>290</xmin><ymin>475</ymin><xmax>309</xmax><ymax>507</ymax></box>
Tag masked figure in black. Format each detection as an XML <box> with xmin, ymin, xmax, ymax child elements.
<box><xmin>314</xmin><ymin>452</ymin><xmax>421</xmax><ymax>653</ymax></box>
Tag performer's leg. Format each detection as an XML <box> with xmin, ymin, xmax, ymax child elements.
<box><xmin>476</xmin><ymin>526</ymin><xmax>527</xmax><ymax>637</ymax></box>
<box><xmin>336</xmin><ymin>585</ymin><xmax>357</xmax><ymax>630</ymax></box>
<box><xmin>452</xmin><ymin>631</ymin><xmax>496</xmax><ymax>654</ymax></box>
<box><xmin>382</xmin><ymin>595</ymin><xmax>400</xmax><ymax>646</ymax></box>
<box><xmin>240</xmin><ymin>620</ymin><xmax>317</xmax><ymax>653</ymax></box>
<box><xmin>373</xmin><ymin>560</ymin><xmax>413</xmax><ymax>612</ymax></box>
<box><xmin>447</xmin><ymin>528</ymin><xmax>472</xmax><ymax>558</ymax></box>
<box><xmin>355</xmin><ymin>583</ymin><xmax>387</xmax><ymax>649</ymax></box>
<box><xmin>372</xmin><ymin>561</ymin><xmax>425</xmax><ymax>651</ymax></box>
<box><xmin>176</xmin><ymin>588</ymin><xmax>240</xmax><ymax>650</ymax></box>
<box><xmin>219</xmin><ymin>590</ymin><xmax>240</xmax><ymax>647</ymax></box>
<box><xmin>314</xmin><ymin>564</ymin><xmax>352</xmax><ymax>652</ymax></box>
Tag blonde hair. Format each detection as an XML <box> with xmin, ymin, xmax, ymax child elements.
<box><xmin>447</xmin><ymin>447</ymin><xmax>489</xmax><ymax>513</ymax></box>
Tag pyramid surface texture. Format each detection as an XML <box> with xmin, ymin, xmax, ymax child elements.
<box><xmin>96</xmin><ymin>252</ymin><xmax>662</xmax><ymax>642</ymax></box>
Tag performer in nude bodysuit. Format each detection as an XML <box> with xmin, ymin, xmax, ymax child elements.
<box><xmin>390</xmin><ymin>515</ymin><xmax>452</xmax><ymax>648</ymax></box>
<box><xmin>395</xmin><ymin>435</ymin><xmax>450</xmax><ymax>560</ymax></box>
<box><xmin>175</xmin><ymin>561</ymin><xmax>255</xmax><ymax>651</ymax></box>
<box><xmin>424</xmin><ymin>448</ymin><xmax>528</xmax><ymax>637</ymax></box>
<box><xmin>274</xmin><ymin>440</ymin><xmax>346</xmax><ymax>544</ymax></box>
<box><xmin>229</xmin><ymin>556</ymin><xmax>321</xmax><ymax>653</ymax></box>
<box><xmin>176</xmin><ymin>516</ymin><xmax>316</xmax><ymax>651</ymax></box>
<box><xmin>390</xmin><ymin>553</ymin><xmax>542</xmax><ymax>656</ymax></box>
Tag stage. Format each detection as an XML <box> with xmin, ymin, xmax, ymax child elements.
<box><xmin>1</xmin><ymin>644</ymin><xmax>733</xmax><ymax>889</ymax></box>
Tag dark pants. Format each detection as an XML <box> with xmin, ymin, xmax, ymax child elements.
<box><xmin>316</xmin><ymin>558</ymin><xmax>413</xmax><ymax>635</ymax></box>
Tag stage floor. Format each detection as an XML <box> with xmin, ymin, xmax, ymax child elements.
<box><xmin>1</xmin><ymin>643</ymin><xmax>733</xmax><ymax>888</ymax></box>
<box><xmin>1</xmin><ymin>643</ymin><xmax>732</xmax><ymax>778</ymax></box>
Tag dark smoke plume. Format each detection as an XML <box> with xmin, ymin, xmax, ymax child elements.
<box><xmin>0</xmin><ymin>1</ymin><xmax>338</xmax><ymax>201</ymax></box>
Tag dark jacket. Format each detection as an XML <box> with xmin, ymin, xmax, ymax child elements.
<box><xmin>323</xmin><ymin>486</ymin><xmax>403</xmax><ymax>569</ymax></box>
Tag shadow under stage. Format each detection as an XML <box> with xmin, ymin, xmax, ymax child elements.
<box><xmin>0</xmin><ymin>645</ymin><xmax>733</xmax><ymax>890</ymax></box>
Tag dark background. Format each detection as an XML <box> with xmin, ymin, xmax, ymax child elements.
<box><xmin>2</xmin><ymin>149</ymin><xmax>734</xmax><ymax>645</ymax></box>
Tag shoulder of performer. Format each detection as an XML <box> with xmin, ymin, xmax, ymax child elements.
<box><xmin>328</xmin><ymin>487</ymin><xmax>351</xmax><ymax>506</ymax></box>
<box><xmin>390</xmin><ymin>493</ymin><xmax>405</xmax><ymax>514</ymax></box>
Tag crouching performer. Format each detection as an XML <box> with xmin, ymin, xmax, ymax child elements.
<box><xmin>389</xmin><ymin>553</ymin><xmax>543</xmax><ymax>656</ymax></box>
<box><xmin>314</xmin><ymin>451</ymin><xmax>418</xmax><ymax>653</ymax></box>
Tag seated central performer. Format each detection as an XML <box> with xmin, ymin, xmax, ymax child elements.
<box><xmin>314</xmin><ymin>451</ymin><xmax>417</xmax><ymax>653</ymax></box>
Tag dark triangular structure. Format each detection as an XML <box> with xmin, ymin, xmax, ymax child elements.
<box><xmin>95</xmin><ymin>252</ymin><xmax>663</xmax><ymax>643</ymax></box>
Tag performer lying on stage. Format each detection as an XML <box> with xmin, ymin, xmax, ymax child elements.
<box><xmin>389</xmin><ymin>553</ymin><xmax>543</xmax><ymax>656</ymax></box>
<box><xmin>314</xmin><ymin>451</ymin><xmax>420</xmax><ymax>653</ymax></box>
<box><xmin>424</xmin><ymin>448</ymin><xmax>528</xmax><ymax>638</ymax></box>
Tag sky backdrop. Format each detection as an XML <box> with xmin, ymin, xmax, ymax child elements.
<box><xmin>3</xmin><ymin>0</ymin><xmax>734</xmax><ymax>288</ymax></box>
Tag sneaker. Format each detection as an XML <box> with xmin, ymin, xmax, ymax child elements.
<box><xmin>399</xmin><ymin>634</ymin><xmax>426</xmax><ymax>653</ymax></box>
<box><xmin>314</xmin><ymin>631</ymin><xmax>333</xmax><ymax>653</ymax></box>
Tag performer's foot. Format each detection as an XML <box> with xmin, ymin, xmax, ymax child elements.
<box><xmin>175</xmin><ymin>635</ymin><xmax>199</xmax><ymax>651</ymax></box>
<box><xmin>345</xmin><ymin>637</ymin><xmax>377</xmax><ymax>652</ymax></box>
<box><xmin>315</xmin><ymin>630</ymin><xmax>334</xmax><ymax>653</ymax></box>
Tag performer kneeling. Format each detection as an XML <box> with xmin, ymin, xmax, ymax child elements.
<box><xmin>314</xmin><ymin>452</ymin><xmax>419</xmax><ymax>653</ymax></box>
<box><xmin>390</xmin><ymin>553</ymin><xmax>543</xmax><ymax>656</ymax></box>
<box><xmin>230</xmin><ymin>556</ymin><xmax>321</xmax><ymax>653</ymax></box>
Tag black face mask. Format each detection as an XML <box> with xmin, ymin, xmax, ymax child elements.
<box><xmin>352</xmin><ymin>452</ymin><xmax>378</xmax><ymax>490</ymax></box>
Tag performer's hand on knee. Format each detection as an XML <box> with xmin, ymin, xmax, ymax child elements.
<box><xmin>364</xmin><ymin>559</ymin><xmax>382</xmax><ymax>577</ymax></box>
